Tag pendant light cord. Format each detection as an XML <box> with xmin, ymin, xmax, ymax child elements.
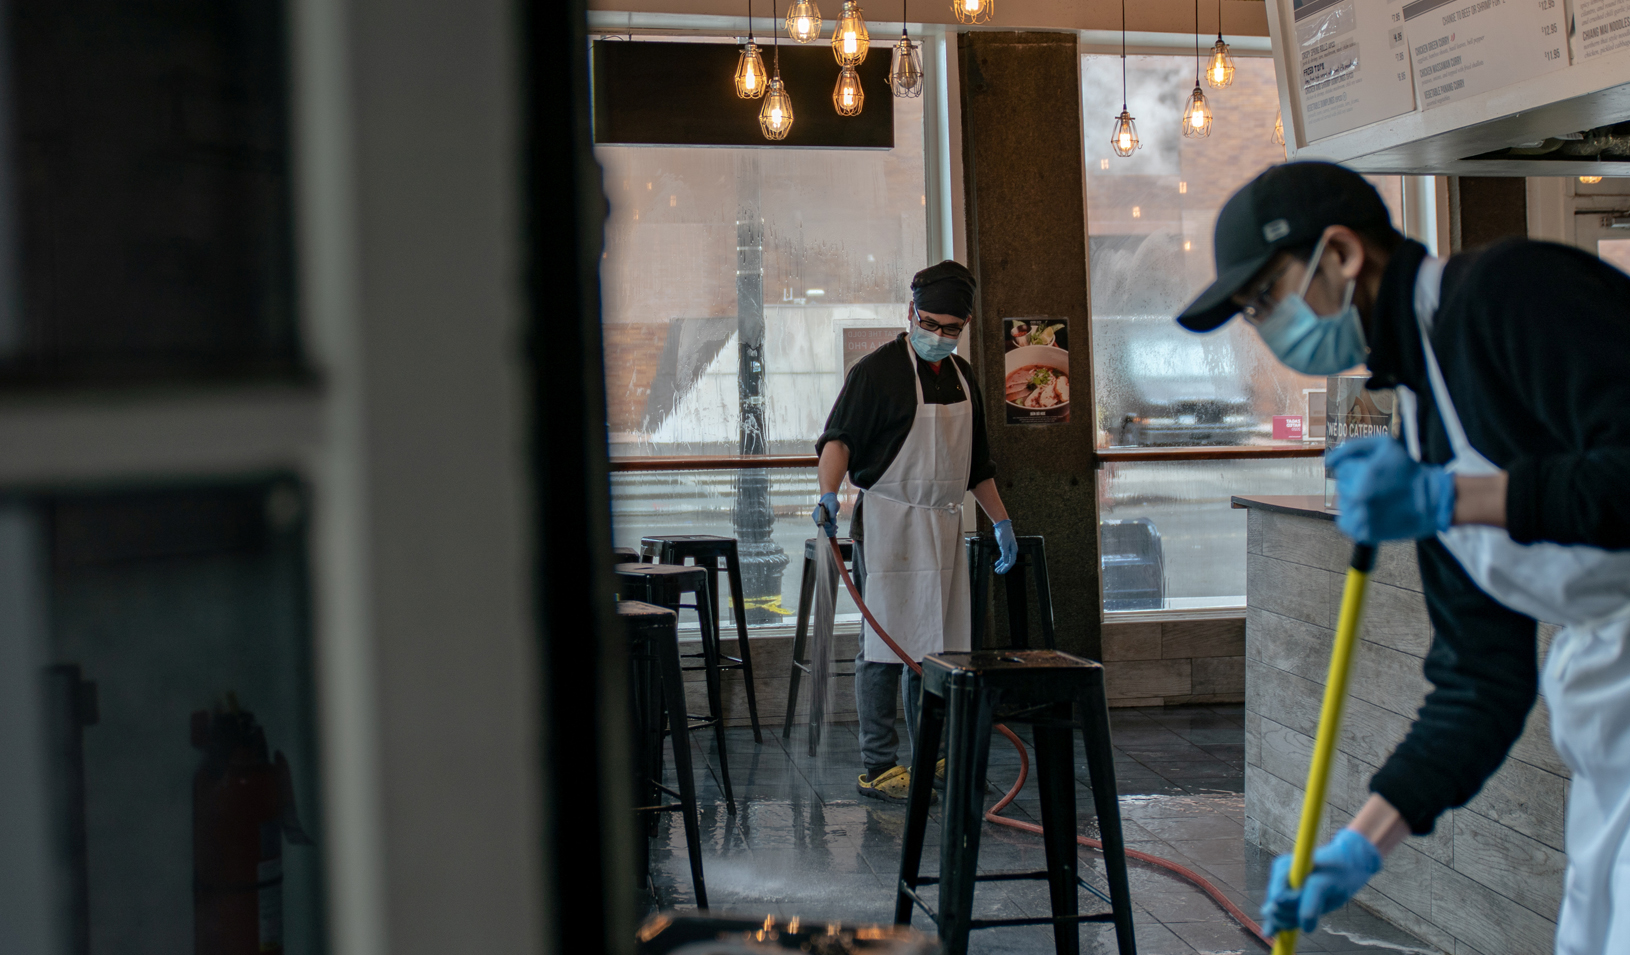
<box><xmin>1216</xmin><ymin>0</ymin><xmax>1224</xmax><ymax>41</ymax></box>
<box><xmin>773</xmin><ymin>1</ymin><xmax>780</xmax><ymax>74</ymax></box>
<box><xmin>747</xmin><ymin>0</ymin><xmax>754</xmax><ymax>42</ymax></box>
<box><xmin>1120</xmin><ymin>0</ymin><xmax>1127</xmax><ymax>111</ymax></box>
<box><xmin>1194</xmin><ymin>0</ymin><xmax>1200</xmax><ymax>85</ymax></box>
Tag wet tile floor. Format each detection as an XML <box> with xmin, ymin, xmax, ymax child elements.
<box><xmin>649</xmin><ymin>705</ymin><xmax>1439</xmax><ymax>954</ymax></box>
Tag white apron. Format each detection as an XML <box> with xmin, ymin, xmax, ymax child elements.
<box><xmin>861</xmin><ymin>346</ymin><xmax>974</xmax><ymax>664</ymax></box>
<box><xmin>1399</xmin><ymin>271</ymin><xmax>1630</xmax><ymax>955</ymax></box>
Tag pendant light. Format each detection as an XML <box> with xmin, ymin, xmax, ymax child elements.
<box><xmin>1181</xmin><ymin>0</ymin><xmax>1213</xmax><ymax>138</ymax></box>
<box><xmin>889</xmin><ymin>0</ymin><xmax>923</xmax><ymax>97</ymax></box>
<box><xmin>735</xmin><ymin>0</ymin><xmax>768</xmax><ymax>99</ymax></box>
<box><xmin>952</xmin><ymin>0</ymin><xmax>992</xmax><ymax>25</ymax></box>
<box><xmin>761</xmin><ymin>15</ymin><xmax>795</xmax><ymax>139</ymax></box>
<box><xmin>834</xmin><ymin>66</ymin><xmax>864</xmax><ymax>115</ymax></box>
<box><xmin>1205</xmin><ymin>0</ymin><xmax>1234</xmax><ymax>88</ymax></box>
<box><xmin>1110</xmin><ymin>0</ymin><xmax>1139</xmax><ymax>157</ymax></box>
<box><xmin>832</xmin><ymin>1</ymin><xmax>869</xmax><ymax>65</ymax></box>
<box><xmin>1272</xmin><ymin>109</ymin><xmax>1285</xmax><ymax>145</ymax></box>
<box><xmin>786</xmin><ymin>0</ymin><xmax>822</xmax><ymax>42</ymax></box>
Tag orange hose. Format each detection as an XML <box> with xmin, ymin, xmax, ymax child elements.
<box><xmin>826</xmin><ymin>535</ymin><xmax>1272</xmax><ymax>949</ymax></box>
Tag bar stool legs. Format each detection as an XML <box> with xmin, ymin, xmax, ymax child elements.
<box><xmin>652</xmin><ymin>615</ymin><xmax>708</xmax><ymax>907</ymax></box>
<box><xmin>689</xmin><ymin>590</ymin><xmax>735</xmax><ymax>812</ymax></box>
<box><xmin>895</xmin><ymin>651</ymin><xmax>1137</xmax><ymax>955</ymax></box>
<box><xmin>782</xmin><ymin>550</ymin><xmax>820</xmax><ymax>739</ymax></box>
<box><xmin>719</xmin><ymin>551</ymin><xmax>763</xmax><ymax>744</ymax></box>
<box><xmin>1082</xmin><ymin>677</ymin><xmax>1137</xmax><ymax>955</ymax></box>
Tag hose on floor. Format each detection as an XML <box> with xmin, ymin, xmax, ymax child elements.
<box><xmin>826</xmin><ymin>535</ymin><xmax>1274</xmax><ymax>949</ymax></box>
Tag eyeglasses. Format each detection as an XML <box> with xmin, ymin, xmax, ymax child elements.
<box><xmin>1236</xmin><ymin>259</ymin><xmax>1296</xmax><ymax>323</ymax></box>
<box><xmin>913</xmin><ymin>307</ymin><xmax>966</xmax><ymax>338</ymax></box>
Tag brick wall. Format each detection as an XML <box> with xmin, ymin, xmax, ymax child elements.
<box><xmin>603</xmin><ymin>322</ymin><xmax>670</xmax><ymax>434</ymax></box>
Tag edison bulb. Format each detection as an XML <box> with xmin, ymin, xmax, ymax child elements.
<box><xmin>1206</xmin><ymin>38</ymin><xmax>1235</xmax><ymax>88</ymax></box>
<box><xmin>1581</xmin><ymin>176</ymin><xmax>1605</xmax><ymax>184</ymax></box>
<box><xmin>1110</xmin><ymin>109</ymin><xmax>1139</xmax><ymax>157</ymax></box>
<box><xmin>831</xmin><ymin>1</ymin><xmax>869</xmax><ymax>65</ymax></box>
<box><xmin>833</xmin><ymin>66</ymin><xmax>864</xmax><ymax>116</ymax></box>
<box><xmin>1182</xmin><ymin>85</ymin><xmax>1212</xmax><ymax>138</ymax></box>
<box><xmin>785</xmin><ymin>1</ymin><xmax>822</xmax><ymax>42</ymax></box>
<box><xmin>889</xmin><ymin>35</ymin><xmax>923</xmax><ymax>97</ymax></box>
<box><xmin>734</xmin><ymin>42</ymin><xmax>767</xmax><ymax>99</ymax></box>
<box><xmin>760</xmin><ymin>76</ymin><xmax>794</xmax><ymax>140</ymax></box>
<box><xmin>953</xmin><ymin>0</ymin><xmax>993</xmax><ymax>25</ymax></box>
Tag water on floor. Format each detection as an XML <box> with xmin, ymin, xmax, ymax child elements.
<box><xmin>648</xmin><ymin>705</ymin><xmax>1439</xmax><ymax>955</ymax></box>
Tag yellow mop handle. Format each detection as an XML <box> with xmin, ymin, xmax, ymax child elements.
<box><xmin>1273</xmin><ymin>543</ymin><xmax>1376</xmax><ymax>955</ymax></box>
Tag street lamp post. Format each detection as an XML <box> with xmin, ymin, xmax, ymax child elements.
<box><xmin>733</xmin><ymin>155</ymin><xmax>788</xmax><ymax>624</ymax></box>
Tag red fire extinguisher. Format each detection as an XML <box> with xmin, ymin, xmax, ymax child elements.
<box><xmin>192</xmin><ymin>697</ymin><xmax>312</xmax><ymax>955</ymax></box>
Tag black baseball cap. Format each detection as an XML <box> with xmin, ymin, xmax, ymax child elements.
<box><xmin>1176</xmin><ymin>161</ymin><xmax>1393</xmax><ymax>332</ymax></box>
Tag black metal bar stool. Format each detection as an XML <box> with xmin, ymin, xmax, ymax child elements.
<box><xmin>895</xmin><ymin>650</ymin><xmax>1136</xmax><ymax>955</ymax></box>
<box><xmin>616</xmin><ymin>563</ymin><xmax>736</xmax><ymax>813</ymax></box>
<box><xmin>619</xmin><ymin>600</ymin><xmax>708</xmax><ymax>908</ymax></box>
<box><xmin>640</xmin><ymin>534</ymin><xmax>764</xmax><ymax>744</ymax></box>
<box><xmin>781</xmin><ymin>536</ymin><xmax>858</xmax><ymax>747</ymax></box>
<box><xmin>968</xmin><ymin>535</ymin><xmax>1057</xmax><ymax>651</ymax></box>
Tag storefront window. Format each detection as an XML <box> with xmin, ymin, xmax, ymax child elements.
<box><xmin>1081</xmin><ymin>53</ymin><xmax>1401</xmax><ymax>611</ymax></box>
<box><xmin>599</xmin><ymin>48</ymin><xmax>927</xmax><ymax>624</ymax></box>
<box><xmin>1080</xmin><ymin>53</ymin><xmax>1401</xmax><ymax>449</ymax></box>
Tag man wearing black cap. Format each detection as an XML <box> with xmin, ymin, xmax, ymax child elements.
<box><xmin>814</xmin><ymin>260</ymin><xmax>1019</xmax><ymax>803</ymax></box>
<box><xmin>1179</xmin><ymin>161</ymin><xmax>1630</xmax><ymax>953</ymax></box>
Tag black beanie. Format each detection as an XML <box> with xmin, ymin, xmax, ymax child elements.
<box><xmin>911</xmin><ymin>260</ymin><xmax>976</xmax><ymax>319</ymax></box>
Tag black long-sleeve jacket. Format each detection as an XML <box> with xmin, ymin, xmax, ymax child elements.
<box><xmin>1363</xmin><ymin>239</ymin><xmax>1630</xmax><ymax>833</ymax></box>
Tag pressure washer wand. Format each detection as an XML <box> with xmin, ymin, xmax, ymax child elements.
<box><xmin>1273</xmin><ymin>543</ymin><xmax>1377</xmax><ymax>955</ymax></box>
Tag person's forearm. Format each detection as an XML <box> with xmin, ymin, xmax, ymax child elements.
<box><xmin>1452</xmin><ymin>471</ymin><xmax>1507</xmax><ymax>529</ymax></box>
<box><xmin>818</xmin><ymin>441</ymin><xmax>850</xmax><ymax>496</ymax></box>
<box><xmin>971</xmin><ymin>477</ymin><xmax>1008</xmax><ymax>523</ymax></box>
<box><xmin>1348</xmin><ymin>793</ymin><xmax>1410</xmax><ymax>855</ymax></box>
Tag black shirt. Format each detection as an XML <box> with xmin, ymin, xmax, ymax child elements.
<box><xmin>816</xmin><ymin>334</ymin><xmax>997</xmax><ymax>490</ymax></box>
<box><xmin>1363</xmin><ymin>239</ymin><xmax>1630</xmax><ymax>834</ymax></box>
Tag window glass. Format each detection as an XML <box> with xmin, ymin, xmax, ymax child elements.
<box><xmin>598</xmin><ymin>79</ymin><xmax>925</xmax><ymax>457</ymax></box>
<box><xmin>599</xmin><ymin>44</ymin><xmax>927</xmax><ymax>626</ymax></box>
<box><xmin>1100</xmin><ymin>458</ymin><xmax>1326</xmax><ymax>609</ymax></box>
<box><xmin>1080</xmin><ymin>53</ymin><xmax>1401</xmax><ymax>448</ymax></box>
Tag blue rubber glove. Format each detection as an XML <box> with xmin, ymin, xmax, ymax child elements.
<box><xmin>993</xmin><ymin>519</ymin><xmax>1018</xmax><ymax>574</ymax></box>
<box><xmin>813</xmin><ymin>492</ymin><xmax>839</xmax><ymax>538</ymax></box>
<box><xmin>1261</xmin><ymin>829</ymin><xmax>1383</xmax><ymax>937</ymax></box>
<box><xmin>1325</xmin><ymin>434</ymin><xmax>1456</xmax><ymax>544</ymax></box>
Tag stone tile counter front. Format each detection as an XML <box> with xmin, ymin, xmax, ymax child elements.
<box><xmin>1234</xmin><ymin>495</ymin><xmax>1569</xmax><ymax>955</ymax></box>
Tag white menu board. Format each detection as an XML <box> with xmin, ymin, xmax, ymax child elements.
<box><xmin>1403</xmin><ymin>0</ymin><xmax>1569</xmax><ymax>109</ymax></box>
<box><xmin>1293</xmin><ymin>0</ymin><xmax>1419</xmax><ymax>142</ymax></box>
<box><xmin>1571</xmin><ymin>0</ymin><xmax>1630</xmax><ymax>60</ymax></box>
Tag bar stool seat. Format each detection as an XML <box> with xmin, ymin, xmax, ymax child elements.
<box><xmin>619</xmin><ymin>601</ymin><xmax>707</xmax><ymax>908</ymax></box>
<box><xmin>616</xmin><ymin>563</ymin><xmax>736</xmax><ymax>814</ymax></box>
<box><xmin>968</xmin><ymin>534</ymin><xmax>1056</xmax><ymax>650</ymax></box>
<box><xmin>781</xmin><ymin>536</ymin><xmax>857</xmax><ymax>753</ymax></box>
<box><xmin>640</xmin><ymin>534</ymin><xmax>763</xmax><ymax>744</ymax></box>
<box><xmin>895</xmin><ymin>649</ymin><xmax>1136</xmax><ymax>955</ymax></box>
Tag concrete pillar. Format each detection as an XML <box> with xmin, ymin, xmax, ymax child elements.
<box><xmin>957</xmin><ymin>32</ymin><xmax>1101</xmax><ymax>660</ymax></box>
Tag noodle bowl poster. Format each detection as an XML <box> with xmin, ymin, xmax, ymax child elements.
<box><xmin>1003</xmin><ymin>317</ymin><xmax>1070</xmax><ymax>425</ymax></box>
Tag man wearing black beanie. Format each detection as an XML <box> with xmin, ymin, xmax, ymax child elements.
<box><xmin>813</xmin><ymin>260</ymin><xmax>1019</xmax><ymax>803</ymax></box>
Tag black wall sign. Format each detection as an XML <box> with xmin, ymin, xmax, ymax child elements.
<box><xmin>592</xmin><ymin>40</ymin><xmax>894</xmax><ymax>148</ymax></box>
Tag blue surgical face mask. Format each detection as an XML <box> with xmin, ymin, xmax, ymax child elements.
<box><xmin>1253</xmin><ymin>235</ymin><xmax>1368</xmax><ymax>376</ymax></box>
<box><xmin>909</xmin><ymin>318</ymin><xmax>960</xmax><ymax>363</ymax></box>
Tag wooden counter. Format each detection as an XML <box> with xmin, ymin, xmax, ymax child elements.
<box><xmin>1233</xmin><ymin>495</ymin><xmax>1569</xmax><ymax>955</ymax></box>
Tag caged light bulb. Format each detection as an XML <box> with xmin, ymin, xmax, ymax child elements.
<box><xmin>1206</xmin><ymin>38</ymin><xmax>1235</xmax><ymax>88</ymax></box>
<box><xmin>786</xmin><ymin>1</ymin><xmax>823</xmax><ymax>42</ymax></box>
<box><xmin>831</xmin><ymin>1</ymin><xmax>869</xmax><ymax>65</ymax></box>
<box><xmin>735</xmin><ymin>42</ymin><xmax>768</xmax><ymax>99</ymax></box>
<box><xmin>1110</xmin><ymin>109</ymin><xmax>1139</xmax><ymax>157</ymax></box>
<box><xmin>953</xmin><ymin>0</ymin><xmax>993</xmax><ymax>25</ymax></box>
<box><xmin>833</xmin><ymin>66</ymin><xmax>864</xmax><ymax>116</ymax></box>
<box><xmin>1182</xmin><ymin>84</ymin><xmax>1212</xmax><ymax>138</ymax></box>
<box><xmin>889</xmin><ymin>35</ymin><xmax>923</xmax><ymax>97</ymax></box>
<box><xmin>760</xmin><ymin>76</ymin><xmax>795</xmax><ymax>139</ymax></box>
